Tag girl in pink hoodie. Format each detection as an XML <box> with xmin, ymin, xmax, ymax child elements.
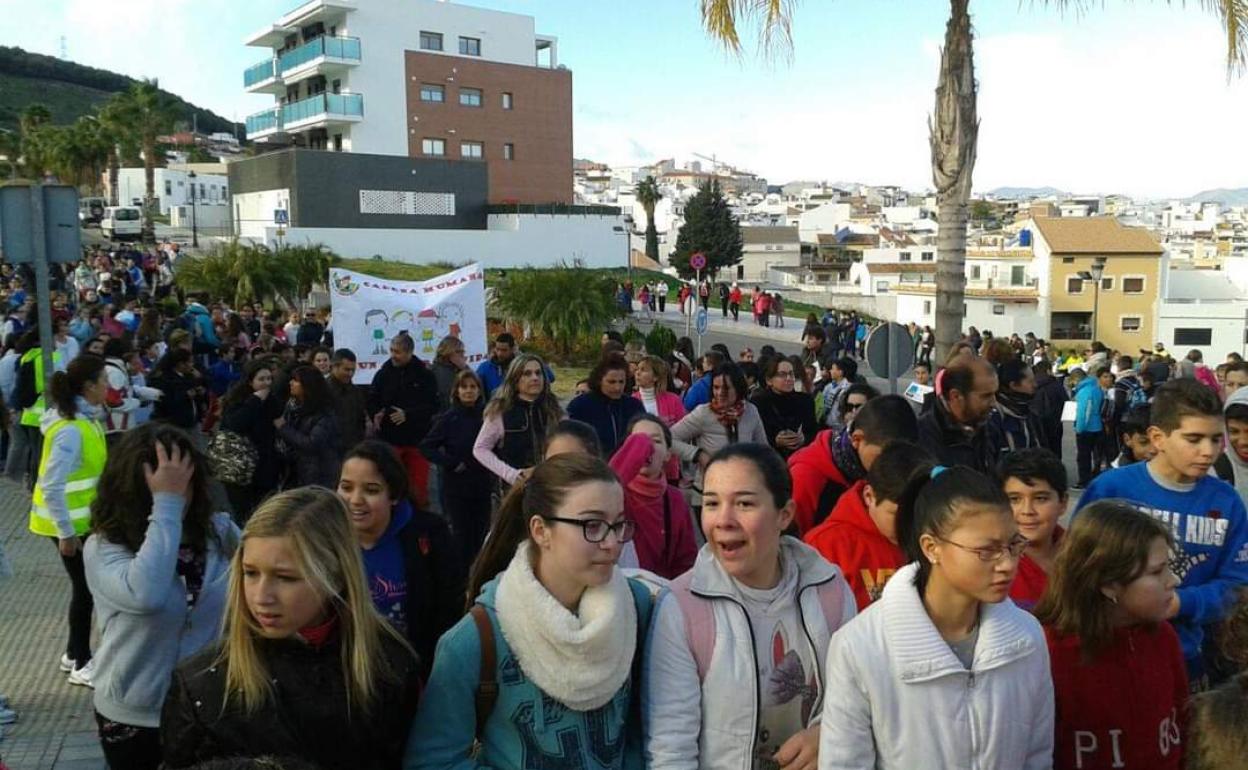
<box><xmin>610</xmin><ymin>415</ymin><xmax>697</xmax><ymax>579</ymax></box>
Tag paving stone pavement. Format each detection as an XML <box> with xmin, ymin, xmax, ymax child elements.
<box><xmin>0</xmin><ymin>480</ymin><xmax>105</xmax><ymax>770</ymax></box>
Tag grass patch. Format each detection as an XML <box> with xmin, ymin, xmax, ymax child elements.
<box><xmin>550</xmin><ymin>365</ymin><xmax>590</xmax><ymax>402</ymax></box>
<box><xmin>334</xmin><ymin>258</ymin><xmax>474</xmax><ymax>282</ymax></box>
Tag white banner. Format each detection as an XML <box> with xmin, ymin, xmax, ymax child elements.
<box><xmin>329</xmin><ymin>264</ymin><xmax>487</xmax><ymax>384</ymax></box>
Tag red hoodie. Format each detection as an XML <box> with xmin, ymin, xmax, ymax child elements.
<box><xmin>803</xmin><ymin>480</ymin><xmax>905</xmax><ymax>609</ymax></box>
<box><xmin>1009</xmin><ymin>526</ymin><xmax>1064</xmax><ymax>612</ymax></box>
<box><xmin>789</xmin><ymin>429</ymin><xmax>851</xmax><ymax>535</ymax></box>
<box><xmin>1047</xmin><ymin>623</ymin><xmax>1188</xmax><ymax>770</ymax></box>
<box><xmin>609</xmin><ymin>432</ymin><xmax>697</xmax><ymax>579</ymax></box>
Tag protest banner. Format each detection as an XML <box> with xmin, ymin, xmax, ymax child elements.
<box><xmin>329</xmin><ymin>263</ymin><xmax>487</xmax><ymax>384</ymax></box>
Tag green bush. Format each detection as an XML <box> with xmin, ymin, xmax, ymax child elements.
<box><xmin>645</xmin><ymin>324</ymin><xmax>678</xmax><ymax>359</ymax></box>
<box><xmin>620</xmin><ymin>324</ymin><xmax>647</xmax><ymax>347</ymax></box>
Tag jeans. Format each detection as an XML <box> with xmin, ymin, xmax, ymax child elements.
<box><xmin>657</xmin><ymin>296</ymin><xmax>666</xmax><ymax>313</ymax></box>
<box><xmin>730</xmin><ymin>302</ymin><xmax>739</xmax><ymax>321</ymax></box>
<box><xmin>445</xmin><ymin>486</ymin><xmax>492</xmax><ymax>568</ymax></box>
<box><xmin>55</xmin><ymin>538</ymin><xmax>93</xmax><ymax>665</ymax></box>
<box><xmin>1076</xmin><ymin>431</ymin><xmax>1101</xmax><ymax>486</ymax></box>
<box><xmin>96</xmin><ymin>711</ymin><xmax>161</xmax><ymax>770</ymax></box>
<box><xmin>720</xmin><ymin>299</ymin><xmax>729</xmax><ymax>317</ymax></box>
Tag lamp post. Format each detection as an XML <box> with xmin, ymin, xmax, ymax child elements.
<box><xmin>1078</xmin><ymin>256</ymin><xmax>1107</xmax><ymax>344</ymax></box>
<box><xmin>187</xmin><ymin>170</ymin><xmax>199</xmax><ymax>249</ymax></box>
<box><xmin>613</xmin><ymin>213</ymin><xmax>635</xmax><ymax>282</ymax></box>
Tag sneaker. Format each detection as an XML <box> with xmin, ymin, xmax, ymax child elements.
<box><xmin>67</xmin><ymin>659</ymin><xmax>95</xmax><ymax>688</ymax></box>
<box><xmin>58</xmin><ymin>653</ymin><xmax>75</xmax><ymax>673</ymax></box>
<box><xmin>0</xmin><ymin>706</ymin><xmax>15</xmax><ymax>725</ymax></box>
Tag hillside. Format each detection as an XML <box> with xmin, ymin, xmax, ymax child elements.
<box><xmin>0</xmin><ymin>46</ymin><xmax>241</xmax><ymax>136</ymax></box>
<box><xmin>987</xmin><ymin>186</ymin><xmax>1066</xmax><ymax>200</ymax></box>
<box><xmin>1186</xmin><ymin>188</ymin><xmax>1248</xmax><ymax>206</ymax></box>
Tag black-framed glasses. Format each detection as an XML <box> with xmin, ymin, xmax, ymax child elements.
<box><xmin>543</xmin><ymin>517</ymin><xmax>636</xmax><ymax>544</ymax></box>
<box><xmin>936</xmin><ymin>535</ymin><xmax>1029</xmax><ymax>563</ymax></box>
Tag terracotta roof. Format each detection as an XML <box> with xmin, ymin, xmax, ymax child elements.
<box><xmin>878</xmin><ymin>227</ymin><xmax>916</xmax><ymax>247</ymax></box>
<box><xmin>1032</xmin><ymin>217</ymin><xmax>1162</xmax><ymax>255</ymax></box>
<box><xmin>630</xmin><ymin>249</ymin><xmax>662</xmax><ymax>271</ymax></box>
<box><xmin>741</xmin><ymin>226</ymin><xmax>800</xmax><ymax>245</ymax></box>
<box><xmin>866</xmin><ymin>263</ymin><xmax>936</xmax><ymax>274</ymax></box>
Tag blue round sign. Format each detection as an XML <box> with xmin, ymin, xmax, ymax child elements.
<box><xmin>696</xmin><ymin>308</ymin><xmax>708</xmax><ymax>335</ymax></box>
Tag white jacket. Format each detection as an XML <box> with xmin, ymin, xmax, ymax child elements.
<box><xmin>819</xmin><ymin>562</ymin><xmax>1054</xmax><ymax>770</ymax></box>
<box><xmin>645</xmin><ymin>538</ymin><xmax>857</xmax><ymax>770</ymax></box>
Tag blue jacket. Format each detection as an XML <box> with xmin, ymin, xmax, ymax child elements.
<box><xmin>566</xmin><ymin>391</ymin><xmax>646</xmax><ymax>457</ymax></box>
<box><xmin>404</xmin><ymin>575</ymin><xmax>652</xmax><ymax>770</ymax></box>
<box><xmin>476</xmin><ymin>357</ymin><xmax>556</xmax><ymax>399</ymax></box>
<box><xmin>1073</xmin><ymin>376</ymin><xmax>1104</xmax><ymax>434</ymax></box>
<box><xmin>185</xmin><ymin>303</ymin><xmax>220</xmax><ymax>347</ymax></box>
<box><xmin>1079</xmin><ymin>461</ymin><xmax>1248</xmax><ymax>662</ymax></box>
<box><xmin>682</xmin><ymin>373</ymin><xmax>712</xmax><ymax>412</ymax></box>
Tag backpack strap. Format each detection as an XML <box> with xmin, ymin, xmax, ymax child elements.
<box><xmin>668</xmin><ymin>571</ymin><xmax>715</xmax><ymax>682</ymax></box>
<box><xmin>470</xmin><ymin>605</ymin><xmax>497</xmax><ymax>738</ymax></box>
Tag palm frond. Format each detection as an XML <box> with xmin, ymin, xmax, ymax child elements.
<box><xmin>700</xmin><ymin>0</ymin><xmax>798</xmax><ymax>60</ymax></box>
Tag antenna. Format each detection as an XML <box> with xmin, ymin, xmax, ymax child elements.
<box><xmin>59</xmin><ymin>35</ymin><xmax>68</xmax><ymax>60</ymax></box>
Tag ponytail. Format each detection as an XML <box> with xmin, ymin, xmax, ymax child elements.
<box><xmin>465</xmin><ymin>453</ymin><xmax>618</xmax><ymax>611</ymax></box>
<box><xmin>894</xmin><ymin>465</ymin><xmax>1011</xmax><ymax>593</ymax></box>
<box><xmin>48</xmin><ymin>354</ymin><xmax>107</xmax><ymax>419</ymax></box>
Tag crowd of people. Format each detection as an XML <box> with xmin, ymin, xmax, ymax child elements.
<box><xmin>3</xmin><ymin>256</ymin><xmax>1248</xmax><ymax>770</ymax></box>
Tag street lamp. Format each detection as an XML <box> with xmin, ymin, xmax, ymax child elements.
<box><xmin>612</xmin><ymin>213</ymin><xmax>635</xmax><ymax>283</ymax></box>
<box><xmin>1077</xmin><ymin>255</ymin><xmax>1107</xmax><ymax>343</ymax></box>
<box><xmin>187</xmin><ymin>170</ymin><xmax>199</xmax><ymax>249</ymax></box>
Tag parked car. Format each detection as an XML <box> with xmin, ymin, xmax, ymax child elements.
<box><xmin>101</xmin><ymin>206</ymin><xmax>142</xmax><ymax>241</ymax></box>
<box><xmin>78</xmin><ymin>197</ymin><xmax>107</xmax><ymax>226</ymax></box>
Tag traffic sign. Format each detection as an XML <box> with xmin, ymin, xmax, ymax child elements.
<box><xmin>274</xmin><ymin>209</ymin><xmax>289</xmax><ymax>225</ymax></box>
<box><xmin>0</xmin><ymin>185</ymin><xmax>81</xmax><ymax>264</ymax></box>
<box><xmin>696</xmin><ymin>307</ymin><xmax>708</xmax><ymax>335</ymax></box>
<box><xmin>690</xmin><ymin>252</ymin><xmax>707</xmax><ymax>271</ymax></box>
<box><xmin>865</xmin><ymin>322</ymin><xmax>915</xmax><ymax>394</ymax></box>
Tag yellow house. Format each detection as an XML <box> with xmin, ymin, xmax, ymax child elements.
<box><xmin>1031</xmin><ymin>217</ymin><xmax>1163</xmax><ymax>354</ymax></box>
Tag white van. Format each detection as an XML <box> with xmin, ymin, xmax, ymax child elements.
<box><xmin>101</xmin><ymin>206</ymin><xmax>142</xmax><ymax>241</ymax></box>
<box><xmin>78</xmin><ymin>197</ymin><xmax>108</xmax><ymax>226</ymax></box>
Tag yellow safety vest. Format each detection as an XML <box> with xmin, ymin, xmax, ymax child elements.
<box><xmin>29</xmin><ymin>417</ymin><xmax>107</xmax><ymax>538</ymax></box>
<box><xmin>19</xmin><ymin>348</ymin><xmax>64</xmax><ymax>428</ymax></box>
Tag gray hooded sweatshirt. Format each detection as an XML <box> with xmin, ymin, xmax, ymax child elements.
<box><xmin>1223</xmin><ymin>387</ymin><xmax>1248</xmax><ymax>505</ymax></box>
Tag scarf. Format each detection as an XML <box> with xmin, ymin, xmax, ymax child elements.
<box><xmin>830</xmin><ymin>427</ymin><xmax>867</xmax><ymax>484</ymax></box>
<box><xmin>637</xmin><ymin>387</ymin><xmax>659</xmax><ymax>416</ymax></box>
<box><xmin>627</xmin><ymin>470</ymin><xmax>667</xmax><ymax>501</ymax></box>
<box><xmin>710</xmin><ymin>398</ymin><xmax>746</xmax><ymax>444</ymax></box>
<box><xmin>997</xmin><ymin>389</ymin><xmax>1033</xmax><ymax>418</ymax></box>
<box><xmin>495</xmin><ymin>541</ymin><xmax>636</xmax><ymax>711</ymax></box>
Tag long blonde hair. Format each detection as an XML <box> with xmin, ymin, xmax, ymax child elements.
<box><xmin>217</xmin><ymin>487</ymin><xmax>410</xmax><ymax>714</ymax></box>
<box><xmin>484</xmin><ymin>352</ymin><xmax>563</xmax><ymax>424</ymax></box>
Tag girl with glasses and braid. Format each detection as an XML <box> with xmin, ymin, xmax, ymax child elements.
<box><xmin>819</xmin><ymin>465</ymin><xmax>1053</xmax><ymax>770</ymax></box>
<box><xmin>405</xmin><ymin>453</ymin><xmax>653</xmax><ymax>770</ymax></box>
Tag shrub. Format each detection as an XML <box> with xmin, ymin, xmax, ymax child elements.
<box><xmin>645</xmin><ymin>324</ymin><xmax>678</xmax><ymax>359</ymax></box>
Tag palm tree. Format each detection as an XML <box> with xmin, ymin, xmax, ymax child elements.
<box><xmin>98</xmin><ymin>96</ymin><xmax>139</xmax><ymax>207</ymax></box>
<box><xmin>18</xmin><ymin>104</ymin><xmax>53</xmax><ymax>179</ymax></box>
<box><xmin>111</xmin><ymin>80</ymin><xmax>178</xmax><ymax>242</ymax></box>
<box><xmin>0</xmin><ymin>129</ymin><xmax>19</xmax><ymax>180</ymax></box>
<box><xmin>636</xmin><ymin>175</ymin><xmax>664</xmax><ymax>263</ymax></box>
<box><xmin>274</xmin><ymin>242</ymin><xmax>339</xmax><ymax>305</ymax></box>
<box><xmin>50</xmin><ymin>116</ymin><xmax>112</xmax><ymax>192</ymax></box>
<box><xmin>175</xmin><ymin>240</ymin><xmax>298</xmax><ymax>308</ymax></box>
<box><xmin>698</xmin><ymin>0</ymin><xmax>1246</xmax><ymax>363</ymax></box>
<box><xmin>491</xmin><ymin>262</ymin><xmax>620</xmax><ymax>356</ymax></box>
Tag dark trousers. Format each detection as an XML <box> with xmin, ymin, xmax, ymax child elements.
<box><xmin>96</xmin><ymin>711</ymin><xmax>161</xmax><ymax>770</ymax></box>
<box><xmin>1076</xmin><ymin>431</ymin><xmax>1101</xmax><ymax>486</ymax></box>
<box><xmin>657</xmin><ymin>295</ymin><xmax>666</xmax><ymax>313</ymax></box>
<box><xmin>55</xmin><ymin>538</ymin><xmax>93</xmax><ymax>665</ymax></box>
<box><xmin>445</xmin><ymin>486</ymin><xmax>492</xmax><ymax>568</ymax></box>
<box><xmin>729</xmin><ymin>302</ymin><xmax>739</xmax><ymax>321</ymax></box>
<box><xmin>720</xmin><ymin>299</ymin><xmax>729</xmax><ymax>317</ymax></box>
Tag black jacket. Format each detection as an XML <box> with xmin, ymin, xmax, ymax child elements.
<box><xmin>367</xmin><ymin>358</ymin><xmax>439</xmax><ymax>447</ymax></box>
<box><xmin>160</xmin><ymin>634</ymin><xmax>421</xmax><ymax>770</ymax></box>
<box><xmin>1031</xmin><ymin>374</ymin><xmax>1068</xmax><ymax>455</ymax></box>
<box><xmin>327</xmin><ymin>376</ymin><xmax>368</xmax><ymax>452</ymax></box>
<box><xmin>221</xmin><ymin>392</ymin><xmax>281</xmax><ymax>493</ymax></box>
<box><xmin>277</xmin><ymin>402</ymin><xmax>342</xmax><ymax>488</ymax></box>
<box><xmin>419</xmin><ymin>404</ymin><xmax>489</xmax><ymax>496</ymax></box>
<box><xmin>566</xmin><ymin>391</ymin><xmax>645</xmax><ymax>456</ymax></box>
<box><xmin>917</xmin><ymin>397</ymin><xmax>993</xmax><ymax>473</ymax></box>
<box><xmin>150</xmin><ymin>366</ymin><xmax>202</xmax><ymax>430</ymax></box>
<box><xmin>750</xmin><ymin>388</ymin><xmax>818</xmax><ymax>456</ymax></box>
<box><xmin>395</xmin><ymin>509</ymin><xmax>465</xmax><ymax>677</ymax></box>
<box><xmin>295</xmin><ymin>320</ymin><xmax>325</xmax><ymax>346</ymax></box>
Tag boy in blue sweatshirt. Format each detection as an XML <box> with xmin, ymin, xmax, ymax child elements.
<box><xmin>1072</xmin><ymin>366</ymin><xmax>1106</xmax><ymax>487</ymax></box>
<box><xmin>1079</xmin><ymin>378</ymin><xmax>1248</xmax><ymax>685</ymax></box>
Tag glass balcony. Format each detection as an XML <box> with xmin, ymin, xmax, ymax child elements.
<box><xmin>282</xmin><ymin>92</ymin><xmax>364</xmax><ymax>125</ymax></box>
<box><xmin>244</xmin><ymin>58</ymin><xmax>276</xmax><ymax>87</ymax></box>
<box><xmin>245</xmin><ymin>108</ymin><xmax>281</xmax><ymax>136</ymax></box>
<box><xmin>279</xmin><ymin>35</ymin><xmax>361</xmax><ymax>74</ymax></box>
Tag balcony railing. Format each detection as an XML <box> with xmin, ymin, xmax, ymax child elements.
<box><xmin>247</xmin><ymin>93</ymin><xmax>363</xmax><ymax>137</ymax></box>
<box><xmin>279</xmin><ymin>35</ymin><xmax>361</xmax><ymax>74</ymax></box>
<box><xmin>245</xmin><ymin>107</ymin><xmax>281</xmax><ymax>135</ymax></box>
<box><xmin>244</xmin><ymin>58</ymin><xmax>276</xmax><ymax>87</ymax></box>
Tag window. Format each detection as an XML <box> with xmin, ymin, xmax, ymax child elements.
<box><xmin>923</xmin><ymin>300</ymin><xmax>932</xmax><ymax>315</ymax></box>
<box><xmin>459</xmin><ymin>87</ymin><xmax>482</xmax><ymax>107</ymax></box>
<box><xmin>1174</xmin><ymin>328</ymin><xmax>1212</xmax><ymax>346</ymax></box>
<box><xmin>1067</xmin><ymin>276</ymin><xmax>1083</xmax><ymax>294</ymax></box>
<box><xmin>993</xmin><ymin>304</ymin><xmax>1005</xmax><ymax>315</ymax></box>
<box><xmin>459</xmin><ymin>36</ymin><xmax>481</xmax><ymax>56</ymax></box>
<box><xmin>921</xmin><ymin>251</ymin><xmax>934</xmax><ymax>262</ymax></box>
<box><xmin>1121</xmin><ymin>316</ymin><xmax>1142</xmax><ymax>332</ymax></box>
<box><xmin>164</xmin><ymin>180</ymin><xmax>172</xmax><ymax>196</ymax></box>
<box><xmin>971</xmin><ymin>265</ymin><xmax>982</xmax><ymax>280</ymax></box>
<box><xmin>899</xmin><ymin>251</ymin><xmax>911</xmax><ymax>261</ymax></box>
<box><xmin>460</xmin><ymin>141</ymin><xmax>483</xmax><ymax>159</ymax></box>
<box><xmin>421</xmin><ymin>138</ymin><xmax>445</xmax><ymax>156</ymax></box>
<box><xmin>1011</xmin><ymin>265</ymin><xmax>1026</xmax><ymax>285</ymax></box>
<box><xmin>502</xmin><ymin>92</ymin><xmax>513</xmax><ymax>110</ymax></box>
<box><xmin>503</xmin><ymin>143</ymin><xmax>515</xmax><ymax>160</ymax></box>
<box><xmin>1101</xmin><ymin>276</ymin><xmax>1114</xmax><ymax>291</ymax></box>
<box><xmin>875</xmin><ymin>281</ymin><xmax>890</xmax><ymax>293</ymax></box>
<box><xmin>420</xmin><ymin>31</ymin><xmax>443</xmax><ymax>51</ymax></box>
<box><xmin>1123</xmin><ymin>276</ymin><xmax>1145</xmax><ymax>294</ymax></box>
<box><xmin>1062</xmin><ymin>257</ymin><xmax>1075</xmax><ymax>264</ymax></box>
<box><xmin>420</xmin><ymin>84</ymin><xmax>444</xmax><ymax>102</ymax></box>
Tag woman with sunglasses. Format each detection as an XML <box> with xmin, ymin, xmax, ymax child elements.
<box><xmin>405</xmin><ymin>453</ymin><xmax>653</xmax><ymax>769</ymax></box>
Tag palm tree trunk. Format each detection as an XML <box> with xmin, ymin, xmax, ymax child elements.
<box><xmin>142</xmin><ymin>141</ymin><xmax>156</xmax><ymax>243</ymax></box>
<box><xmin>108</xmin><ymin>149</ymin><xmax>120</xmax><ymax>206</ymax></box>
<box><xmin>930</xmin><ymin>0</ymin><xmax>979</xmax><ymax>365</ymax></box>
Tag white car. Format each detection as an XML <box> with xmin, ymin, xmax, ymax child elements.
<box><xmin>101</xmin><ymin>206</ymin><xmax>142</xmax><ymax>241</ymax></box>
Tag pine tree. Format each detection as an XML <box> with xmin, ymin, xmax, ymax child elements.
<box><xmin>671</xmin><ymin>179</ymin><xmax>743</xmax><ymax>279</ymax></box>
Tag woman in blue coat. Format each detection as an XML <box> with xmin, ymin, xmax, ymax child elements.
<box><xmin>566</xmin><ymin>353</ymin><xmax>645</xmax><ymax>456</ymax></box>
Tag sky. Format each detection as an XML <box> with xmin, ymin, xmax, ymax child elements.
<box><xmin>3</xmin><ymin>0</ymin><xmax>1246</xmax><ymax>199</ymax></box>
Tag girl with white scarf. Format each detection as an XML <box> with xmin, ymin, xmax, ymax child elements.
<box><xmin>405</xmin><ymin>453</ymin><xmax>653</xmax><ymax>770</ymax></box>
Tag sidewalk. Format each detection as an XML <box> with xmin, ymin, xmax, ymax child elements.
<box><xmin>631</xmin><ymin>303</ymin><xmax>813</xmax><ymax>347</ymax></box>
<box><xmin>0</xmin><ymin>481</ymin><xmax>104</xmax><ymax>770</ymax></box>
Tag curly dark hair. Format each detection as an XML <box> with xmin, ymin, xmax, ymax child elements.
<box><xmin>90</xmin><ymin>422</ymin><xmax>220</xmax><ymax>555</ymax></box>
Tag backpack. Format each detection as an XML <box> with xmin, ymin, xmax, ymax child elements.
<box><xmin>207</xmin><ymin>429</ymin><xmax>258</xmax><ymax>486</ymax></box>
<box><xmin>668</xmin><ymin>571</ymin><xmax>848</xmax><ymax>681</ymax></box>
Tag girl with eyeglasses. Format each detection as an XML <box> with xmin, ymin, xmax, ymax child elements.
<box><xmin>750</xmin><ymin>357</ymin><xmax>818</xmax><ymax>458</ymax></box>
<box><xmin>405</xmin><ymin>453</ymin><xmax>653</xmax><ymax>770</ymax></box>
<box><xmin>646</xmin><ymin>444</ymin><xmax>857</xmax><ymax>770</ymax></box>
<box><xmin>819</xmin><ymin>465</ymin><xmax>1053</xmax><ymax>769</ymax></box>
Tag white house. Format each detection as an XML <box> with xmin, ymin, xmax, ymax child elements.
<box><xmin>1157</xmin><ymin>266</ymin><xmax>1248</xmax><ymax>361</ymax></box>
<box><xmin>116</xmin><ymin>167</ymin><xmax>230</xmax><ymax>215</ymax></box>
<box><xmin>736</xmin><ymin>226</ymin><xmax>800</xmax><ymax>283</ymax></box>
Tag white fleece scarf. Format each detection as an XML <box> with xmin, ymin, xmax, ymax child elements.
<box><xmin>495</xmin><ymin>540</ymin><xmax>636</xmax><ymax>712</ymax></box>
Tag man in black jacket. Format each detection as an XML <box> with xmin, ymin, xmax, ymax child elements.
<box><xmin>1030</xmin><ymin>358</ymin><xmax>1068</xmax><ymax>459</ymax></box>
<box><xmin>917</xmin><ymin>358</ymin><xmax>998</xmax><ymax>473</ymax></box>
<box><xmin>368</xmin><ymin>332</ymin><xmax>439</xmax><ymax>508</ymax></box>
<box><xmin>329</xmin><ymin>349</ymin><xmax>368</xmax><ymax>451</ymax></box>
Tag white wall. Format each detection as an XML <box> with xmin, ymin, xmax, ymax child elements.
<box><xmin>737</xmin><ymin>247</ymin><xmax>800</xmax><ymax>283</ymax></box>
<box><xmin>246</xmin><ymin>213</ymin><xmax>623</xmax><ymax>269</ymax></box>
<box><xmin>118</xmin><ymin>168</ymin><xmax>230</xmax><ymax>214</ymax></box>
<box><xmin>1157</xmin><ymin>301</ymin><xmax>1248</xmax><ymax>361</ymax></box>
<box><xmin>234</xmin><ymin>189</ymin><xmax>292</xmax><ymax>238</ymax></box>
<box><xmin>798</xmin><ymin>203</ymin><xmax>851</xmax><ymax>242</ymax></box>
<box><xmin>895</xmin><ymin>293</ymin><xmax>1044</xmax><ymax>336</ymax></box>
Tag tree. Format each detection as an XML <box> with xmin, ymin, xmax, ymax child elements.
<box><xmin>636</xmin><ymin>175</ymin><xmax>664</xmax><ymax>263</ymax></box>
<box><xmin>670</xmin><ymin>179</ymin><xmax>743</xmax><ymax>279</ymax></box>
<box><xmin>490</xmin><ymin>262</ymin><xmax>620</xmax><ymax>356</ymax></box>
<box><xmin>274</xmin><ymin>242</ymin><xmax>338</xmax><ymax>305</ymax></box>
<box><xmin>697</xmin><ymin>0</ymin><xmax>1246</xmax><ymax>362</ymax></box>
<box><xmin>970</xmin><ymin>199</ymin><xmax>993</xmax><ymax>223</ymax></box>
<box><xmin>49</xmin><ymin>116</ymin><xmax>112</xmax><ymax>192</ymax></box>
<box><xmin>110</xmin><ymin>80</ymin><xmax>178</xmax><ymax>243</ymax></box>
<box><xmin>98</xmin><ymin>95</ymin><xmax>139</xmax><ymax>207</ymax></box>
<box><xmin>18</xmin><ymin>103</ymin><xmax>53</xmax><ymax>179</ymax></box>
<box><xmin>174</xmin><ymin>240</ymin><xmax>298</xmax><ymax>309</ymax></box>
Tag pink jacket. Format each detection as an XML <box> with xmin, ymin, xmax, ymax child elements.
<box><xmin>633</xmin><ymin>389</ymin><xmax>686</xmax><ymax>427</ymax></box>
<box><xmin>610</xmin><ymin>433</ymin><xmax>697</xmax><ymax>580</ymax></box>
